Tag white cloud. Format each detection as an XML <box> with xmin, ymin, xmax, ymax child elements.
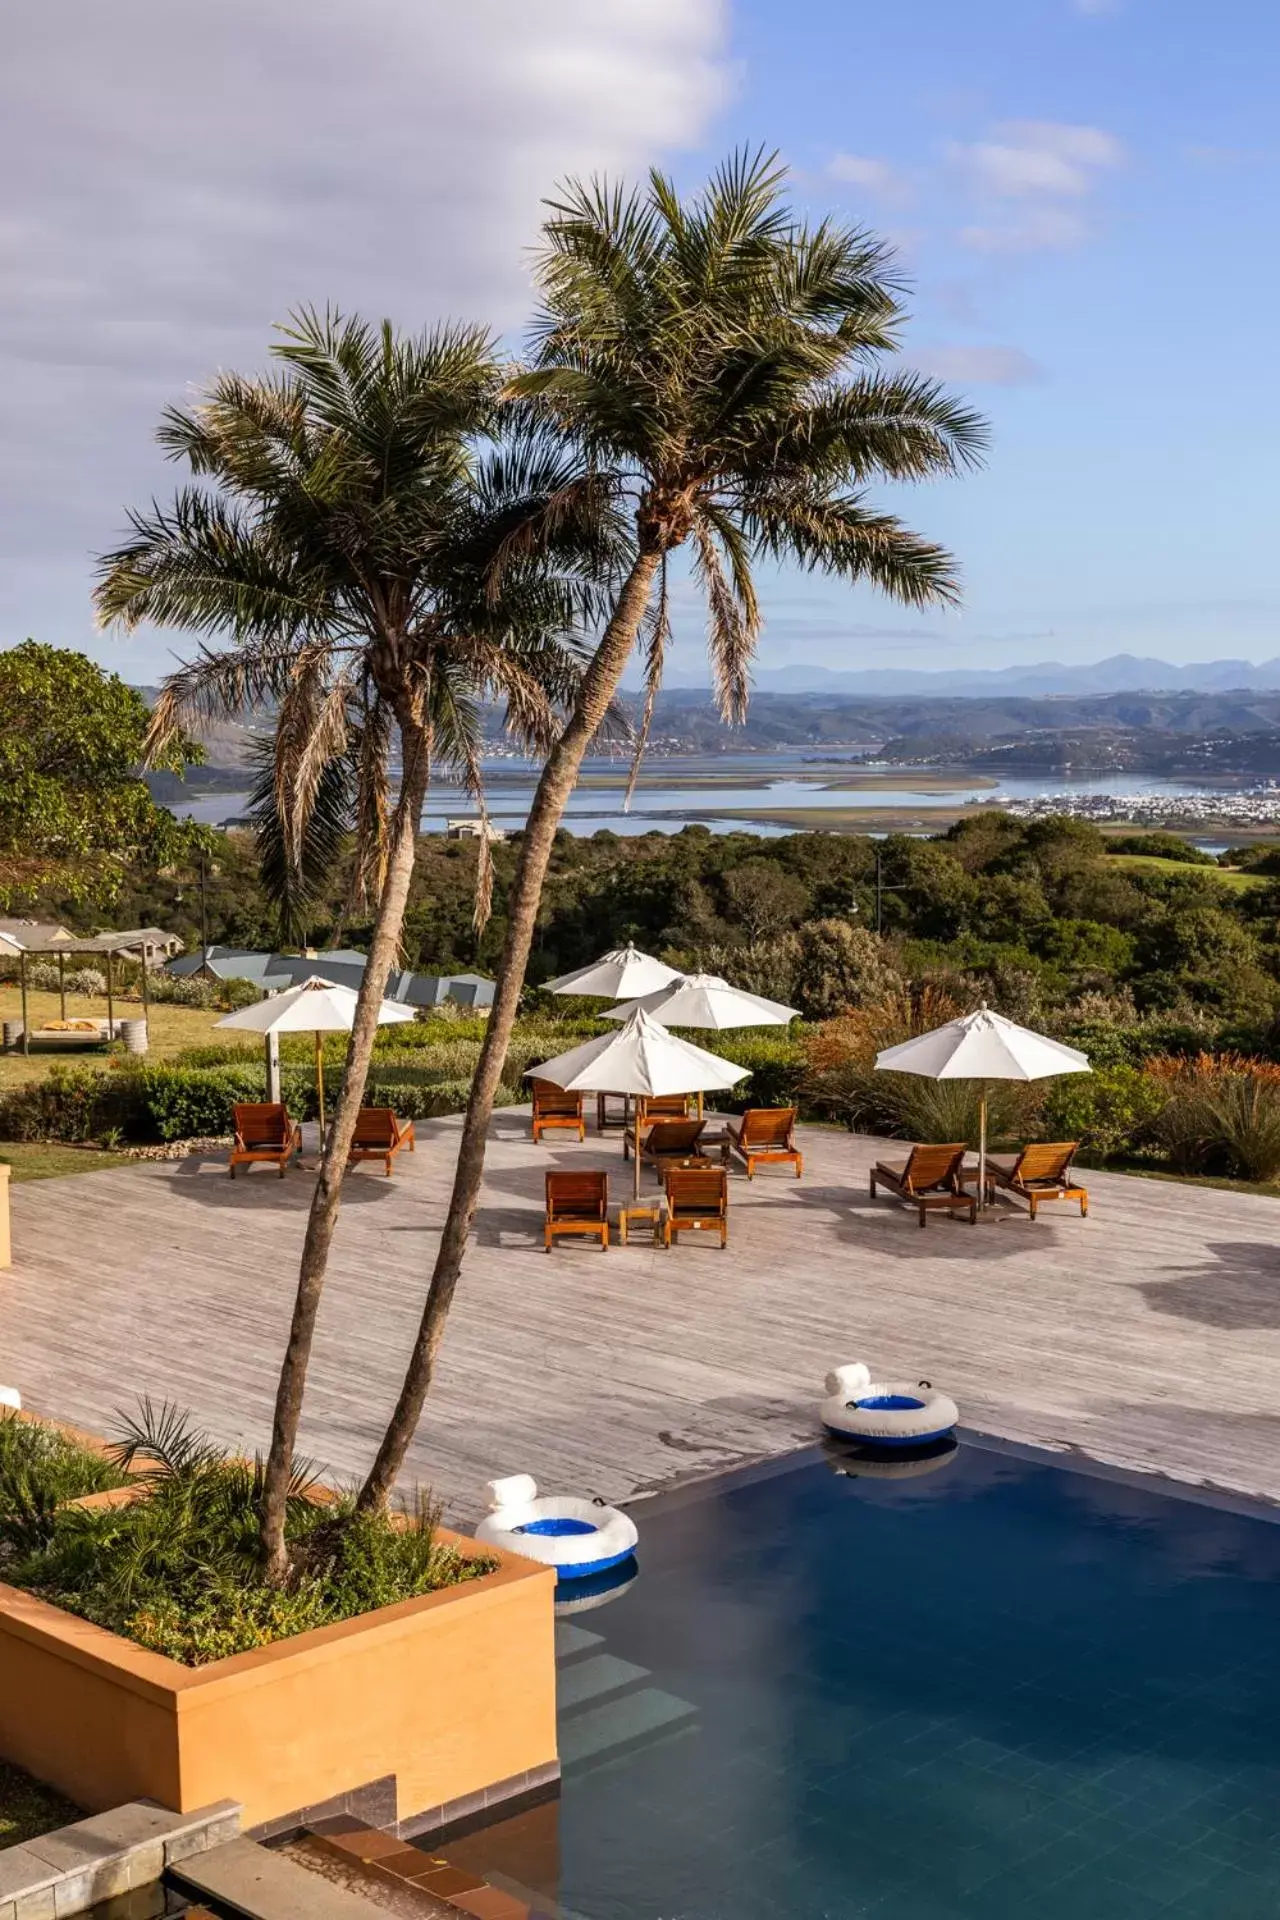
<box><xmin>950</xmin><ymin>119</ymin><xmax>1123</xmax><ymax>252</ymax></box>
<box><xmin>907</xmin><ymin>344</ymin><xmax>1044</xmax><ymax>387</ymax></box>
<box><xmin>952</xmin><ymin>121</ymin><xmax>1123</xmax><ymax>199</ymax></box>
<box><xmin>827</xmin><ymin>152</ymin><xmax>914</xmax><ymax>206</ymax></box>
<box><xmin>0</xmin><ymin>0</ymin><xmax>730</xmax><ymax>658</ymax></box>
<box><xmin>960</xmin><ymin>207</ymin><xmax>1091</xmax><ymax>252</ymax></box>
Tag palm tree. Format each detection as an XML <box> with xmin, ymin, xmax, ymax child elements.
<box><xmin>356</xmin><ymin>149</ymin><xmax>988</xmax><ymax>1512</ymax></box>
<box><xmin>95</xmin><ymin>309</ymin><xmax>618</xmax><ymax>1579</ymax></box>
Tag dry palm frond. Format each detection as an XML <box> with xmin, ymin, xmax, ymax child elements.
<box><xmin>623</xmin><ymin>555</ymin><xmax>670</xmax><ymax>810</ymax></box>
<box><xmin>272</xmin><ymin>650</ymin><xmax>353</xmax><ymax>872</ymax></box>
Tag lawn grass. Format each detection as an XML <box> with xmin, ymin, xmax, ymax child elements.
<box><xmin>0</xmin><ymin>988</ymin><xmax>258</xmax><ymax>1091</ymax></box>
<box><xmin>0</xmin><ymin>1760</ymin><xmax>79</xmax><ymax>1849</ymax></box>
<box><xmin>0</xmin><ymin>1143</ymin><xmax>133</xmax><ymax>1182</ymax></box>
<box><xmin>1103</xmin><ymin>854</ymin><xmax>1266</xmax><ymax>891</ymax></box>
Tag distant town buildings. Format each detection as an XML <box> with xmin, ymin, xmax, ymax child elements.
<box><xmin>993</xmin><ymin>785</ymin><xmax>1280</xmax><ymax>829</ymax></box>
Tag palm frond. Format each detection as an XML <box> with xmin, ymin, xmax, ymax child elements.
<box><xmin>248</xmin><ymin>734</ymin><xmax>353</xmax><ymax>945</ymax></box>
<box><xmin>624</xmin><ymin>556</ymin><xmax>670</xmax><ymax>809</ymax></box>
<box><xmin>692</xmin><ymin>515</ymin><xmax>758</xmax><ymax>724</ymax></box>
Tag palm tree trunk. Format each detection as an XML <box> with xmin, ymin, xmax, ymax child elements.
<box><xmin>355</xmin><ymin>548</ymin><xmax>662</xmax><ymax>1513</ymax></box>
<box><xmin>258</xmin><ymin>716</ymin><xmax>433</xmax><ymax>1579</ymax></box>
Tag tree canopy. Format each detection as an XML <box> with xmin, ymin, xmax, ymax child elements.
<box><xmin>0</xmin><ymin>641</ymin><xmax>200</xmax><ymax>905</ymax></box>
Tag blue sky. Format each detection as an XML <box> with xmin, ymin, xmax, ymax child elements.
<box><xmin>2</xmin><ymin>0</ymin><xmax>1277</xmax><ymax>684</ymax></box>
<box><xmin>678</xmin><ymin>0</ymin><xmax>1280</xmax><ymax>674</ymax></box>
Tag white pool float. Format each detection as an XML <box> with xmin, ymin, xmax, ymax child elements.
<box><xmin>820</xmin><ymin>1362</ymin><xmax>958</xmax><ymax>1448</ymax></box>
<box><xmin>475</xmin><ymin>1474</ymin><xmax>638</xmax><ymax>1580</ymax></box>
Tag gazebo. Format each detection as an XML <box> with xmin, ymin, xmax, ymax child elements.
<box><xmin>9</xmin><ymin>931</ymin><xmax>177</xmax><ymax>1055</ymax></box>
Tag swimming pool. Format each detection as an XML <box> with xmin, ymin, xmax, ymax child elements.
<box><xmin>447</xmin><ymin>1436</ymin><xmax>1280</xmax><ymax>1919</ymax></box>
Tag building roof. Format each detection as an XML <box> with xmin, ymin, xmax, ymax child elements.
<box><xmin>162</xmin><ymin>945</ymin><xmax>494</xmax><ymax>1008</ymax></box>
<box><xmin>0</xmin><ymin>919</ymin><xmax>75</xmax><ymax>952</ymax></box>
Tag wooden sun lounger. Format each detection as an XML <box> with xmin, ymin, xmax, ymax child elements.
<box><xmin>727</xmin><ymin>1107</ymin><xmax>802</xmax><ymax>1179</ymax></box>
<box><xmin>348</xmin><ymin>1108</ymin><xmax>415</xmax><ymax>1176</ymax></box>
<box><xmin>663</xmin><ymin>1166</ymin><xmax>728</xmax><ymax>1248</ymax></box>
<box><xmin>531</xmin><ymin>1078</ymin><xmax>586</xmax><ymax>1144</ymax></box>
<box><xmin>623</xmin><ymin>1117</ymin><xmax>706</xmax><ymax>1178</ymax></box>
<box><xmin>869</xmin><ymin>1143</ymin><xmax>975</xmax><ymax>1227</ymax></box>
<box><xmin>981</xmin><ymin>1142</ymin><xmax>1088</xmax><ymax>1220</ymax></box>
<box><xmin>229</xmin><ymin>1103</ymin><xmax>303</xmax><ymax>1179</ymax></box>
<box><xmin>636</xmin><ymin>1093</ymin><xmax>694</xmax><ymax>1123</ymax></box>
<box><xmin>544</xmin><ymin>1170</ymin><xmax>609</xmax><ymax>1252</ymax></box>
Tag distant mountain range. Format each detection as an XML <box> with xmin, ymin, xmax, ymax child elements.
<box><xmin>654</xmin><ymin>655</ymin><xmax>1280</xmax><ymax>699</ymax></box>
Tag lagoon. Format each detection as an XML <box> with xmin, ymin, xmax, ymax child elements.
<box><xmin>173</xmin><ymin>750</ymin><xmax>1239</xmax><ymax>837</ymax></box>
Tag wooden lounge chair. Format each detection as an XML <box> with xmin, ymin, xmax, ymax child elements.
<box><xmin>727</xmin><ymin>1107</ymin><xmax>803</xmax><ymax>1179</ymax></box>
<box><xmin>627</xmin><ymin>1091</ymin><xmax>690</xmax><ymax>1128</ymax></box>
<box><xmin>982</xmin><ymin>1142</ymin><xmax>1087</xmax><ymax>1220</ymax></box>
<box><xmin>229</xmin><ymin>1103</ymin><xmax>303</xmax><ymax>1179</ymax></box>
<box><xmin>544</xmin><ymin>1170</ymin><xmax>609</xmax><ymax>1252</ymax></box>
<box><xmin>531</xmin><ymin>1078</ymin><xmax>586</xmax><ymax>1144</ymax></box>
<box><xmin>663</xmin><ymin>1166</ymin><xmax>728</xmax><ymax>1249</ymax></box>
<box><xmin>348</xmin><ymin>1108</ymin><xmax>416</xmax><ymax>1176</ymax></box>
<box><xmin>869</xmin><ymin>1143</ymin><xmax>975</xmax><ymax>1228</ymax></box>
<box><xmin>623</xmin><ymin>1117</ymin><xmax>706</xmax><ymax>1178</ymax></box>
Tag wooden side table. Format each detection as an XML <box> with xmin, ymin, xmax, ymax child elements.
<box><xmin>618</xmin><ymin>1202</ymin><xmax>666</xmax><ymax>1246</ymax></box>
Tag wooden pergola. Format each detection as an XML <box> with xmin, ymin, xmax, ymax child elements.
<box><xmin>14</xmin><ymin>933</ymin><xmax>164</xmax><ymax>1056</ymax></box>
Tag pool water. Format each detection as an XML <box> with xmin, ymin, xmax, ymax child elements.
<box><xmin>448</xmin><ymin>1438</ymin><xmax>1280</xmax><ymax>1919</ymax></box>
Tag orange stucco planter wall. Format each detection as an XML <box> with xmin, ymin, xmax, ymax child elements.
<box><xmin>0</xmin><ymin>1532</ymin><xmax>557</xmax><ymax>1832</ymax></box>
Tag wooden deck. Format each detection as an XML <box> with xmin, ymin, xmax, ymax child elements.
<box><xmin>3</xmin><ymin>1114</ymin><xmax>1279</xmax><ymax>1523</ymax></box>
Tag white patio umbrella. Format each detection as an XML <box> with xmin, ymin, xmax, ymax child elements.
<box><xmin>216</xmin><ymin>975</ymin><xmax>415</xmax><ymax>1148</ymax></box>
<box><xmin>542</xmin><ymin>942</ymin><xmax>680</xmax><ymax>1001</ymax></box>
<box><xmin>875</xmin><ymin>1003</ymin><xmax>1090</xmax><ymax>1212</ymax></box>
<box><xmin>603</xmin><ymin>972</ymin><xmax>798</xmax><ymax>1030</ymax></box>
<box><xmin>528</xmin><ymin>1005</ymin><xmax>749</xmax><ymax>1197</ymax></box>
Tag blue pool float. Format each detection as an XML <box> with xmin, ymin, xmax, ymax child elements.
<box><xmin>820</xmin><ymin>1362</ymin><xmax>959</xmax><ymax>1449</ymax></box>
<box><xmin>475</xmin><ymin>1475</ymin><xmax>638</xmax><ymax>1580</ymax></box>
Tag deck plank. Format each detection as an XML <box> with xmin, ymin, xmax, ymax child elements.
<box><xmin>3</xmin><ymin>1113</ymin><xmax>1278</xmax><ymax>1523</ymax></box>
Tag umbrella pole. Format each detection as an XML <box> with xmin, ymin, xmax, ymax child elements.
<box><xmin>978</xmin><ymin>1086</ymin><xmax>987</xmax><ymax>1214</ymax></box>
<box><xmin>315</xmin><ymin>1029</ymin><xmax>326</xmax><ymax>1151</ymax></box>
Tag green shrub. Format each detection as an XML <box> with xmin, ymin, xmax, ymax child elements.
<box><xmin>1147</xmin><ymin>1055</ymin><xmax>1280</xmax><ymax>1182</ymax></box>
<box><xmin>145</xmin><ymin>972</ymin><xmax>216</xmax><ymax>1008</ymax></box>
<box><xmin>0</xmin><ymin>1068</ymin><xmax>142</xmax><ymax>1144</ymax></box>
<box><xmin>700</xmin><ymin>1032</ymin><xmax>804</xmax><ymax>1113</ymax></box>
<box><xmin>1039</xmin><ymin>1065</ymin><xmax>1169</xmax><ymax>1163</ymax></box>
<box><xmin>0</xmin><ymin>1062</ymin><xmax>316</xmax><ymax>1146</ymax></box>
<box><xmin>0</xmin><ymin>1412</ymin><xmax>127</xmax><ymax>1559</ymax></box>
<box><xmin>214</xmin><ymin>977</ymin><xmax>265</xmax><ymax>1012</ymax></box>
<box><xmin>364</xmin><ymin>1076</ymin><xmax>518</xmax><ymax>1120</ymax></box>
<box><xmin>10</xmin><ymin>1404</ymin><xmax>494</xmax><ymax>1666</ymax></box>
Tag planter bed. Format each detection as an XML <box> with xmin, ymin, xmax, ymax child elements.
<box><xmin>0</xmin><ymin>1527</ymin><xmax>557</xmax><ymax>1836</ymax></box>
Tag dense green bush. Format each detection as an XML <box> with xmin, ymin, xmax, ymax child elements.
<box><xmin>5</xmin><ymin>1405</ymin><xmax>495</xmax><ymax>1666</ymax></box>
<box><xmin>0</xmin><ymin>1412</ymin><xmax>127</xmax><ymax>1558</ymax></box>
<box><xmin>1039</xmin><ymin>1065</ymin><xmax>1169</xmax><ymax>1163</ymax></box>
<box><xmin>144</xmin><ymin>972</ymin><xmax>216</xmax><ymax>1008</ymax></box>
<box><xmin>700</xmin><ymin>1031</ymin><xmax>804</xmax><ymax>1112</ymax></box>
<box><xmin>0</xmin><ymin>1062</ymin><xmax>317</xmax><ymax>1145</ymax></box>
<box><xmin>363</xmin><ymin>1076</ymin><xmax>519</xmax><ymax>1121</ymax></box>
